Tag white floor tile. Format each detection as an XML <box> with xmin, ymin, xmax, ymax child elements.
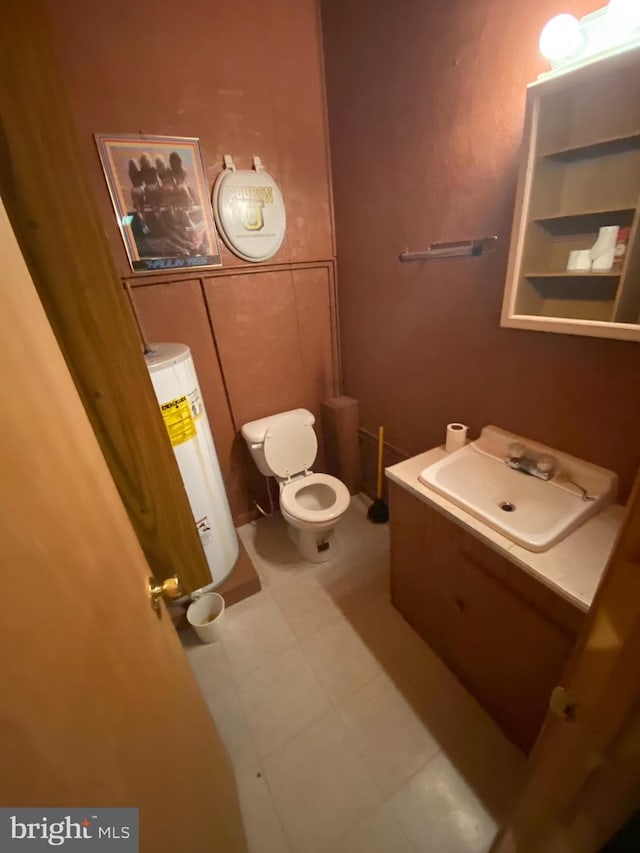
<box><xmin>222</xmin><ymin>590</ymin><xmax>297</xmax><ymax>683</ymax></box>
<box><xmin>414</xmin><ymin>675</ymin><xmax>525</xmax><ymax>821</ymax></box>
<box><xmin>338</xmin><ymin>671</ymin><xmax>441</xmax><ymax>797</ymax></box>
<box><xmin>236</xmin><ymin>645</ymin><xmax>331</xmax><ymax>757</ymax></box>
<box><xmin>342</xmin><ymin>591</ymin><xmax>429</xmax><ymax>674</ymax></box>
<box><xmin>314</xmin><ymin>547</ymin><xmax>390</xmax><ymax>612</ymax></box>
<box><xmin>187</xmin><ymin>496</ymin><xmax>526</xmax><ymax>853</ymax></box>
<box><xmin>300</xmin><ymin>615</ymin><xmax>382</xmax><ymax>704</ymax></box>
<box><xmin>204</xmin><ymin>684</ymin><xmax>259</xmax><ymax>770</ymax></box>
<box><xmin>328</xmin><ymin>803</ymin><xmax>413</xmax><ymax>853</ymax></box>
<box><xmin>336</xmin><ymin>495</ymin><xmax>390</xmax><ymax>557</ymax></box>
<box><xmin>269</xmin><ymin>573</ymin><xmax>344</xmax><ymax>640</ymax></box>
<box><xmin>237</xmin><ymin>516</ymin><xmax>310</xmax><ymax>590</ymax></box>
<box><xmin>262</xmin><ymin>710</ymin><xmax>382</xmax><ymax>853</ymax></box>
<box><xmin>388</xmin><ymin>752</ymin><xmax>499</xmax><ymax>853</ymax></box>
<box><xmin>237</xmin><ymin>496</ymin><xmax>389</xmax><ymax>595</ymax></box>
<box><xmin>390</xmin><ymin>647</ymin><xmax>525</xmax><ymax>821</ymax></box>
<box><xmin>183</xmin><ymin>630</ymin><xmax>233</xmax><ymax>697</ymax></box>
<box><xmin>234</xmin><ymin>762</ymin><xmax>291</xmax><ymax>853</ymax></box>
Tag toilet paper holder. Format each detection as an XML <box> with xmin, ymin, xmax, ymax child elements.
<box><xmin>399</xmin><ymin>236</ymin><xmax>498</xmax><ymax>262</ymax></box>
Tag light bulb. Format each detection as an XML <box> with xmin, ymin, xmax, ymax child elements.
<box><xmin>539</xmin><ymin>14</ymin><xmax>583</xmax><ymax>63</ymax></box>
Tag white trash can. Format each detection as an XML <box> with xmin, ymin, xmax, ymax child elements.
<box><xmin>187</xmin><ymin>592</ymin><xmax>225</xmax><ymax>644</ymax></box>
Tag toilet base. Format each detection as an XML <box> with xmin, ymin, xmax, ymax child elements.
<box><xmin>287</xmin><ymin>523</ymin><xmax>336</xmax><ymax>563</ymax></box>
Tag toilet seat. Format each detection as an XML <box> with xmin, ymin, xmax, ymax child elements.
<box><xmin>280</xmin><ymin>473</ymin><xmax>350</xmax><ymax>524</ymax></box>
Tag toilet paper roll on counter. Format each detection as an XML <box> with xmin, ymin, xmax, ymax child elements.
<box><xmin>445</xmin><ymin>423</ymin><xmax>468</xmax><ymax>453</ymax></box>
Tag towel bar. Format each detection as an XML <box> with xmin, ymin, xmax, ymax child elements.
<box><xmin>399</xmin><ymin>236</ymin><xmax>498</xmax><ymax>262</ymax></box>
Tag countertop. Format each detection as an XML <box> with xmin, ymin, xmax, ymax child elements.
<box><xmin>386</xmin><ymin>446</ymin><xmax>626</xmax><ymax>613</ymax></box>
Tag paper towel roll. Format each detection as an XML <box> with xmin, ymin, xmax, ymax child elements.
<box><xmin>445</xmin><ymin>423</ymin><xmax>468</xmax><ymax>453</ymax></box>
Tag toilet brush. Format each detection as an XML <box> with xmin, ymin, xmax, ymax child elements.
<box><xmin>367</xmin><ymin>426</ymin><xmax>389</xmax><ymax>524</ymax></box>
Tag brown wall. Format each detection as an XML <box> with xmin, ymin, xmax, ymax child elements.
<box><xmin>47</xmin><ymin>0</ymin><xmax>338</xmax><ymax>521</ymax></box>
<box><xmin>322</xmin><ymin>0</ymin><xmax>640</xmax><ymax>500</ymax></box>
<box><xmin>130</xmin><ymin>265</ymin><xmax>338</xmax><ymax>519</ymax></box>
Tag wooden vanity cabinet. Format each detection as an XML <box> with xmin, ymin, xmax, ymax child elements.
<box><xmin>389</xmin><ymin>481</ymin><xmax>585</xmax><ymax>752</ymax></box>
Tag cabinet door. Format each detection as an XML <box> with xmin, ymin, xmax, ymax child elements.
<box><xmin>448</xmin><ymin>543</ymin><xmax>574</xmax><ymax>751</ymax></box>
<box><xmin>389</xmin><ymin>484</ymin><xmax>575</xmax><ymax>752</ymax></box>
<box><xmin>390</xmin><ymin>483</ymin><xmax>469</xmax><ymax>669</ymax></box>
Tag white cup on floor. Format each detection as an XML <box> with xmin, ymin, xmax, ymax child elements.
<box><xmin>187</xmin><ymin>592</ymin><xmax>225</xmax><ymax>644</ymax></box>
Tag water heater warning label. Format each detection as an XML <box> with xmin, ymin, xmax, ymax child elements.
<box><xmin>160</xmin><ymin>395</ymin><xmax>197</xmax><ymax>446</ymax></box>
<box><xmin>196</xmin><ymin>515</ymin><xmax>212</xmax><ymax>546</ymax></box>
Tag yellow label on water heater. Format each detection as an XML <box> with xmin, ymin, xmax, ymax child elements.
<box><xmin>160</xmin><ymin>395</ymin><xmax>196</xmax><ymax>447</ymax></box>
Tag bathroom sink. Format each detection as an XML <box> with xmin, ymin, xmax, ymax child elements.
<box><xmin>419</xmin><ymin>426</ymin><xmax>618</xmax><ymax>552</ymax></box>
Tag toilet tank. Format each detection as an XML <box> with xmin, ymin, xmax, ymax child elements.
<box><xmin>241</xmin><ymin>408</ymin><xmax>315</xmax><ymax>476</ymax></box>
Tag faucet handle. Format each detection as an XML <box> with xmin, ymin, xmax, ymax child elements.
<box><xmin>537</xmin><ymin>454</ymin><xmax>557</xmax><ymax>475</ymax></box>
<box><xmin>508</xmin><ymin>442</ymin><xmax>526</xmax><ymax>460</ymax></box>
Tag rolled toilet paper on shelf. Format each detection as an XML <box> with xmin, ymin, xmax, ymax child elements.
<box><xmin>567</xmin><ymin>249</ymin><xmax>592</xmax><ymax>271</ymax></box>
<box><xmin>592</xmin><ymin>248</ymin><xmax>616</xmax><ymax>271</ymax></box>
<box><xmin>566</xmin><ymin>250</ymin><xmax>580</xmax><ymax>270</ymax></box>
<box><xmin>590</xmin><ymin>225</ymin><xmax>619</xmax><ymax>271</ymax></box>
<box><xmin>445</xmin><ymin>423</ymin><xmax>468</xmax><ymax>453</ymax></box>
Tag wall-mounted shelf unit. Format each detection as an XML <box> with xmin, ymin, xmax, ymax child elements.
<box><xmin>501</xmin><ymin>46</ymin><xmax>640</xmax><ymax>341</ymax></box>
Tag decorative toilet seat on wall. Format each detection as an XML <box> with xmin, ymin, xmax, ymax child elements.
<box><xmin>212</xmin><ymin>155</ymin><xmax>286</xmax><ymax>263</ymax></box>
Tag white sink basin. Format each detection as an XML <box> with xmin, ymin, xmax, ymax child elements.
<box><xmin>419</xmin><ymin>426</ymin><xmax>618</xmax><ymax>552</ymax></box>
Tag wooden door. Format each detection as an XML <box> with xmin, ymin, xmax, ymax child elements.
<box><xmin>491</xmin><ymin>475</ymin><xmax>640</xmax><ymax>852</ymax></box>
<box><xmin>0</xmin><ymin>0</ymin><xmax>212</xmax><ymax>592</ymax></box>
<box><xmin>0</xmin><ymin>199</ymin><xmax>247</xmax><ymax>852</ymax></box>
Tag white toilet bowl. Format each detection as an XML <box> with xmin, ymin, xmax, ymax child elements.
<box><xmin>241</xmin><ymin>409</ymin><xmax>351</xmax><ymax>563</ymax></box>
<box><xmin>280</xmin><ymin>471</ymin><xmax>351</xmax><ymax>562</ymax></box>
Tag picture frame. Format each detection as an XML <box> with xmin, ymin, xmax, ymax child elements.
<box><xmin>95</xmin><ymin>134</ymin><xmax>222</xmax><ymax>273</ymax></box>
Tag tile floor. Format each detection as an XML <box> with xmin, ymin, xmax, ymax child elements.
<box><xmin>182</xmin><ymin>496</ymin><xmax>526</xmax><ymax>853</ymax></box>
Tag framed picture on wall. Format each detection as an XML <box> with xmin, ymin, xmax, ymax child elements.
<box><xmin>95</xmin><ymin>134</ymin><xmax>222</xmax><ymax>273</ymax></box>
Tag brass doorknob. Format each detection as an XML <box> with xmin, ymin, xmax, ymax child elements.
<box><xmin>148</xmin><ymin>575</ymin><xmax>182</xmax><ymax>611</ymax></box>
<box><xmin>549</xmin><ymin>685</ymin><xmax>577</xmax><ymax>722</ymax></box>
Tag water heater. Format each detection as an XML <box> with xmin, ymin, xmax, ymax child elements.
<box><xmin>145</xmin><ymin>343</ymin><xmax>238</xmax><ymax>591</ymax></box>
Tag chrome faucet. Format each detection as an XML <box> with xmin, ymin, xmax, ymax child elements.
<box><xmin>505</xmin><ymin>442</ymin><xmax>557</xmax><ymax>481</ymax></box>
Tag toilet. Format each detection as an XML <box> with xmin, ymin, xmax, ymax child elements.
<box><xmin>241</xmin><ymin>408</ymin><xmax>351</xmax><ymax>562</ymax></box>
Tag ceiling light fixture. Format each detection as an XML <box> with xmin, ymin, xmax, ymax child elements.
<box><xmin>538</xmin><ymin>2</ymin><xmax>640</xmax><ymax>79</ymax></box>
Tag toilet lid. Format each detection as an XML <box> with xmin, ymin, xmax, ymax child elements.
<box><xmin>263</xmin><ymin>416</ymin><xmax>317</xmax><ymax>479</ymax></box>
